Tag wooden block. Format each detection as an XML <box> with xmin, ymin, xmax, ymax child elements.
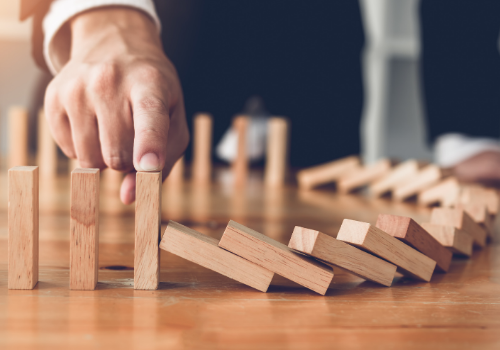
<box><xmin>375</xmin><ymin>214</ymin><xmax>452</xmax><ymax>272</ymax></box>
<box><xmin>165</xmin><ymin>156</ymin><xmax>184</xmax><ymax>188</ymax></box>
<box><xmin>8</xmin><ymin>166</ymin><xmax>39</xmax><ymax>289</ymax></box>
<box><xmin>336</xmin><ymin>219</ymin><xmax>436</xmax><ymax>282</ymax></box>
<box><xmin>430</xmin><ymin>207</ymin><xmax>487</xmax><ymax>248</ymax></box>
<box><xmin>297</xmin><ymin>156</ymin><xmax>360</xmax><ymax>190</ymax></box>
<box><xmin>135</xmin><ymin>171</ymin><xmax>161</xmax><ymax>290</ymax></box>
<box><xmin>8</xmin><ymin>106</ymin><xmax>29</xmax><ymax>168</ymax></box>
<box><xmin>289</xmin><ymin>227</ymin><xmax>396</xmax><ymax>286</ymax></box>
<box><xmin>264</xmin><ymin>117</ymin><xmax>289</xmax><ymax>188</ymax></box>
<box><xmin>418</xmin><ymin>177</ymin><xmax>460</xmax><ymax>207</ymax></box>
<box><xmin>219</xmin><ymin>220</ymin><xmax>333</xmax><ymax>295</ymax></box>
<box><xmin>459</xmin><ymin>185</ymin><xmax>499</xmax><ymax>215</ymax></box>
<box><xmin>160</xmin><ymin>221</ymin><xmax>274</xmax><ymax>292</ymax></box>
<box><xmin>421</xmin><ymin>223</ymin><xmax>473</xmax><ymax>257</ymax></box>
<box><xmin>70</xmin><ymin>168</ymin><xmax>100</xmax><ymax>290</ymax></box>
<box><xmin>393</xmin><ymin>164</ymin><xmax>448</xmax><ymax>201</ymax></box>
<box><xmin>370</xmin><ymin>159</ymin><xmax>424</xmax><ymax>197</ymax></box>
<box><xmin>232</xmin><ymin>115</ymin><xmax>250</xmax><ymax>186</ymax></box>
<box><xmin>192</xmin><ymin>113</ymin><xmax>213</xmax><ymax>184</ymax></box>
<box><xmin>337</xmin><ymin>158</ymin><xmax>392</xmax><ymax>193</ymax></box>
<box><xmin>37</xmin><ymin>109</ymin><xmax>58</xmax><ymax>179</ymax></box>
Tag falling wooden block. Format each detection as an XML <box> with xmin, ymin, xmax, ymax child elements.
<box><xmin>370</xmin><ymin>159</ymin><xmax>425</xmax><ymax>197</ymax></box>
<box><xmin>160</xmin><ymin>221</ymin><xmax>274</xmax><ymax>292</ymax></box>
<box><xmin>232</xmin><ymin>115</ymin><xmax>250</xmax><ymax>186</ymax></box>
<box><xmin>418</xmin><ymin>177</ymin><xmax>460</xmax><ymax>207</ymax></box>
<box><xmin>337</xmin><ymin>158</ymin><xmax>392</xmax><ymax>193</ymax></box>
<box><xmin>219</xmin><ymin>220</ymin><xmax>333</xmax><ymax>295</ymax></box>
<box><xmin>264</xmin><ymin>117</ymin><xmax>289</xmax><ymax>188</ymax></box>
<box><xmin>70</xmin><ymin>168</ymin><xmax>100</xmax><ymax>290</ymax></box>
<box><xmin>393</xmin><ymin>164</ymin><xmax>449</xmax><ymax>201</ymax></box>
<box><xmin>192</xmin><ymin>113</ymin><xmax>213</xmax><ymax>184</ymax></box>
<box><xmin>296</xmin><ymin>155</ymin><xmax>360</xmax><ymax>190</ymax></box>
<box><xmin>288</xmin><ymin>226</ymin><xmax>396</xmax><ymax>286</ymax></box>
<box><xmin>8</xmin><ymin>166</ymin><xmax>39</xmax><ymax>289</ymax></box>
<box><xmin>336</xmin><ymin>219</ymin><xmax>436</xmax><ymax>282</ymax></box>
<box><xmin>8</xmin><ymin>106</ymin><xmax>29</xmax><ymax>168</ymax></box>
<box><xmin>375</xmin><ymin>214</ymin><xmax>452</xmax><ymax>272</ymax></box>
<box><xmin>430</xmin><ymin>207</ymin><xmax>487</xmax><ymax>248</ymax></box>
<box><xmin>421</xmin><ymin>223</ymin><xmax>472</xmax><ymax>257</ymax></box>
<box><xmin>135</xmin><ymin>171</ymin><xmax>161</xmax><ymax>290</ymax></box>
<box><xmin>457</xmin><ymin>203</ymin><xmax>493</xmax><ymax>238</ymax></box>
<box><xmin>37</xmin><ymin>109</ymin><xmax>58</xmax><ymax>179</ymax></box>
<box><xmin>165</xmin><ymin>156</ymin><xmax>184</xmax><ymax>188</ymax></box>
<box><xmin>459</xmin><ymin>185</ymin><xmax>499</xmax><ymax>215</ymax></box>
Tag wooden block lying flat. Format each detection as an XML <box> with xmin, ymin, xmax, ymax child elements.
<box><xmin>421</xmin><ymin>223</ymin><xmax>472</xmax><ymax>257</ymax></box>
<box><xmin>135</xmin><ymin>171</ymin><xmax>161</xmax><ymax>290</ymax></box>
<box><xmin>289</xmin><ymin>227</ymin><xmax>396</xmax><ymax>286</ymax></box>
<box><xmin>232</xmin><ymin>115</ymin><xmax>250</xmax><ymax>186</ymax></box>
<box><xmin>430</xmin><ymin>207</ymin><xmax>486</xmax><ymax>248</ymax></box>
<box><xmin>375</xmin><ymin>214</ymin><xmax>452</xmax><ymax>272</ymax></box>
<box><xmin>418</xmin><ymin>177</ymin><xmax>460</xmax><ymax>207</ymax></box>
<box><xmin>70</xmin><ymin>168</ymin><xmax>100</xmax><ymax>290</ymax></box>
<box><xmin>297</xmin><ymin>156</ymin><xmax>359</xmax><ymax>190</ymax></box>
<box><xmin>160</xmin><ymin>221</ymin><xmax>274</xmax><ymax>292</ymax></box>
<box><xmin>264</xmin><ymin>117</ymin><xmax>289</xmax><ymax>188</ymax></box>
<box><xmin>8</xmin><ymin>166</ymin><xmax>39</xmax><ymax>289</ymax></box>
<box><xmin>219</xmin><ymin>220</ymin><xmax>333</xmax><ymax>295</ymax></box>
<box><xmin>8</xmin><ymin>106</ymin><xmax>29</xmax><ymax>168</ymax></box>
<box><xmin>37</xmin><ymin>109</ymin><xmax>58</xmax><ymax>179</ymax></box>
<box><xmin>337</xmin><ymin>158</ymin><xmax>392</xmax><ymax>193</ymax></box>
<box><xmin>192</xmin><ymin>113</ymin><xmax>213</xmax><ymax>184</ymax></box>
<box><xmin>393</xmin><ymin>165</ymin><xmax>448</xmax><ymax>201</ymax></box>
<box><xmin>336</xmin><ymin>219</ymin><xmax>436</xmax><ymax>282</ymax></box>
<box><xmin>370</xmin><ymin>159</ymin><xmax>425</xmax><ymax>197</ymax></box>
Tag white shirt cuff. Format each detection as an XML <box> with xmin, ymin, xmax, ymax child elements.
<box><xmin>42</xmin><ymin>0</ymin><xmax>161</xmax><ymax>75</ymax></box>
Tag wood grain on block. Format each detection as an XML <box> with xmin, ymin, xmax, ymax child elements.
<box><xmin>232</xmin><ymin>115</ymin><xmax>250</xmax><ymax>186</ymax></box>
<box><xmin>375</xmin><ymin>214</ymin><xmax>452</xmax><ymax>272</ymax></box>
<box><xmin>135</xmin><ymin>171</ymin><xmax>161</xmax><ymax>290</ymax></box>
<box><xmin>219</xmin><ymin>220</ymin><xmax>333</xmax><ymax>295</ymax></box>
<box><xmin>421</xmin><ymin>223</ymin><xmax>472</xmax><ymax>257</ymax></box>
<box><xmin>430</xmin><ymin>207</ymin><xmax>486</xmax><ymax>248</ymax></box>
<box><xmin>8</xmin><ymin>166</ymin><xmax>39</xmax><ymax>289</ymax></box>
<box><xmin>337</xmin><ymin>158</ymin><xmax>392</xmax><ymax>193</ymax></box>
<box><xmin>37</xmin><ymin>109</ymin><xmax>58</xmax><ymax>178</ymax></box>
<box><xmin>289</xmin><ymin>226</ymin><xmax>396</xmax><ymax>286</ymax></box>
<box><xmin>393</xmin><ymin>165</ymin><xmax>447</xmax><ymax>201</ymax></box>
<box><xmin>165</xmin><ymin>156</ymin><xmax>184</xmax><ymax>188</ymax></box>
<box><xmin>160</xmin><ymin>221</ymin><xmax>274</xmax><ymax>292</ymax></box>
<box><xmin>418</xmin><ymin>177</ymin><xmax>460</xmax><ymax>207</ymax></box>
<box><xmin>297</xmin><ymin>156</ymin><xmax>360</xmax><ymax>190</ymax></box>
<box><xmin>8</xmin><ymin>106</ymin><xmax>29</xmax><ymax>168</ymax></box>
<box><xmin>192</xmin><ymin>113</ymin><xmax>213</xmax><ymax>184</ymax></box>
<box><xmin>459</xmin><ymin>186</ymin><xmax>499</xmax><ymax>216</ymax></box>
<box><xmin>336</xmin><ymin>219</ymin><xmax>436</xmax><ymax>282</ymax></box>
<box><xmin>370</xmin><ymin>159</ymin><xmax>424</xmax><ymax>197</ymax></box>
<box><xmin>70</xmin><ymin>168</ymin><xmax>100</xmax><ymax>290</ymax></box>
<box><xmin>264</xmin><ymin>117</ymin><xmax>289</xmax><ymax>188</ymax></box>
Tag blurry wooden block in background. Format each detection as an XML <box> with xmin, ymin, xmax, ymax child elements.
<box><xmin>418</xmin><ymin>177</ymin><xmax>460</xmax><ymax>207</ymax></box>
<box><xmin>8</xmin><ymin>106</ymin><xmax>29</xmax><ymax>169</ymax></box>
<box><xmin>393</xmin><ymin>165</ymin><xmax>449</xmax><ymax>201</ymax></box>
<box><xmin>264</xmin><ymin>117</ymin><xmax>289</xmax><ymax>188</ymax></box>
<box><xmin>8</xmin><ymin>166</ymin><xmax>38</xmax><ymax>290</ymax></box>
<box><xmin>165</xmin><ymin>156</ymin><xmax>184</xmax><ymax>188</ymax></box>
<box><xmin>232</xmin><ymin>115</ymin><xmax>250</xmax><ymax>187</ymax></box>
<box><xmin>37</xmin><ymin>109</ymin><xmax>58</xmax><ymax>179</ymax></box>
<box><xmin>421</xmin><ymin>223</ymin><xmax>472</xmax><ymax>257</ymax></box>
<box><xmin>370</xmin><ymin>159</ymin><xmax>425</xmax><ymax>197</ymax></box>
<box><xmin>337</xmin><ymin>158</ymin><xmax>392</xmax><ymax>193</ymax></box>
<box><xmin>192</xmin><ymin>113</ymin><xmax>213</xmax><ymax>185</ymax></box>
<box><xmin>337</xmin><ymin>219</ymin><xmax>436</xmax><ymax>282</ymax></box>
<box><xmin>68</xmin><ymin>158</ymin><xmax>80</xmax><ymax>174</ymax></box>
<box><xmin>289</xmin><ymin>226</ymin><xmax>396</xmax><ymax>286</ymax></box>
<box><xmin>459</xmin><ymin>185</ymin><xmax>499</xmax><ymax>216</ymax></box>
<box><xmin>430</xmin><ymin>207</ymin><xmax>486</xmax><ymax>248</ymax></box>
<box><xmin>296</xmin><ymin>155</ymin><xmax>360</xmax><ymax>190</ymax></box>
<box><xmin>457</xmin><ymin>203</ymin><xmax>493</xmax><ymax>239</ymax></box>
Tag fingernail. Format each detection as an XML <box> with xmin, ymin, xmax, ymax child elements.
<box><xmin>139</xmin><ymin>153</ymin><xmax>160</xmax><ymax>171</ymax></box>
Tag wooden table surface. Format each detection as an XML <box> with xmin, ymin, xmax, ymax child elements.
<box><xmin>0</xmin><ymin>170</ymin><xmax>499</xmax><ymax>350</ymax></box>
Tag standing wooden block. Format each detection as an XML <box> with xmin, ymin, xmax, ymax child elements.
<box><xmin>430</xmin><ymin>207</ymin><xmax>487</xmax><ymax>248</ymax></box>
<box><xmin>337</xmin><ymin>158</ymin><xmax>392</xmax><ymax>193</ymax></box>
<box><xmin>219</xmin><ymin>220</ymin><xmax>333</xmax><ymax>295</ymax></box>
<box><xmin>37</xmin><ymin>109</ymin><xmax>58</xmax><ymax>179</ymax></box>
<box><xmin>165</xmin><ymin>156</ymin><xmax>184</xmax><ymax>188</ymax></box>
<box><xmin>375</xmin><ymin>214</ymin><xmax>452</xmax><ymax>272</ymax></box>
<box><xmin>135</xmin><ymin>171</ymin><xmax>161</xmax><ymax>290</ymax></box>
<box><xmin>296</xmin><ymin>155</ymin><xmax>360</xmax><ymax>190</ymax></box>
<box><xmin>8</xmin><ymin>166</ymin><xmax>39</xmax><ymax>289</ymax></box>
<box><xmin>289</xmin><ymin>227</ymin><xmax>396</xmax><ymax>286</ymax></box>
<box><xmin>370</xmin><ymin>159</ymin><xmax>424</xmax><ymax>197</ymax></box>
<box><xmin>421</xmin><ymin>223</ymin><xmax>473</xmax><ymax>257</ymax></box>
<box><xmin>232</xmin><ymin>115</ymin><xmax>250</xmax><ymax>186</ymax></box>
<box><xmin>393</xmin><ymin>165</ymin><xmax>448</xmax><ymax>201</ymax></box>
<box><xmin>336</xmin><ymin>219</ymin><xmax>436</xmax><ymax>282</ymax></box>
<box><xmin>264</xmin><ymin>117</ymin><xmax>289</xmax><ymax>188</ymax></box>
<box><xmin>8</xmin><ymin>106</ymin><xmax>29</xmax><ymax>168</ymax></box>
<box><xmin>192</xmin><ymin>113</ymin><xmax>213</xmax><ymax>184</ymax></box>
<box><xmin>418</xmin><ymin>177</ymin><xmax>460</xmax><ymax>207</ymax></box>
<box><xmin>160</xmin><ymin>221</ymin><xmax>274</xmax><ymax>292</ymax></box>
<box><xmin>70</xmin><ymin>168</ymin><xmax>100</xmax><ymax>290</ymax></box>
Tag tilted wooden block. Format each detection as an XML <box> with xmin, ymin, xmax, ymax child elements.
<box><xmin>459</xmin><ymin>185</ymin><xmax>499</xmax><ymax>215</ymax></box>
<box><xmin>421</xmin><ymin>223</ymin><xmax>472</xmax><ymax>257</ymax></box>
<box><xmin>70</xmin><ymin>168</ymin><xmax>100</xmax><ymax>290</ymax></box>
<box><xmin>264</xmin><ymin>117</ymin><xmax>289</xmax><ymax>188</ymax></box>
<box><xmin>418</xmin><ymin>177</ymin><xmax>460</xmax><ymax>207</ymax></box>
<box><xmin>296</xmin><ymin>156</ymin><xmax>359</xmax><ymax>190</ymax></box>
<box><xmin>160</xmin><ymin>221</ymin><xmax>274</xmax><ymax>292</ymax></box>
<box><xmin>457</xmin><ymin>203</ymin><xmax>493</xmax><ymax>238</ymax></box>
<box><xmin>430</xmin><ymin>207</ymin><xmax>486</xmax><ymax>248</ymax></box>
<box><xmin>337</xmin><ymin>158</ymin><xmax>392</xmax><ymax>193</ymax></box>
<box><xmin>219</xmin><ymin>220</ymin><xmax>334</xmax><ymax>295</ymax></box>
<box><xmin>192</xmin><ymin>113</ymin><xmax>213</xmax><ymax>184</ymax></box>
<box><xmin>336</xmin><ymin>219</ymin><xmax>436</xmax><ymax>282</ymax></box>
<box><xmin>375</xmin><ymin>214</ymin><xmax>452</xmax><ymax>272</ymax></box>
<box><xmin>289</xmin><ymin>227</ymin><xmax>396</xmax><ymax>286</ymax></box>
<box><xmin>8</xmin><ymin>166</ymin><xmax>39</xmax><ymax>289</ymax></box>
<box><xmin>370</xmin><ymin>159</ymin><xmax>425</xmax><ymax>197</ymax></box>
<box><xmin>135</xmin><ymin>171</ymin><xmax>162</xmax><ymax>290</ymax></box>
<box><xmin>393</xmin><ymin>165</ymin><xmax>449</xmax><ymax>201</ymax></box>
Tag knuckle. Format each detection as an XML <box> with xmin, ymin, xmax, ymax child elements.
<box><xmin>135</xmin><ymin>96</ymin><xmax>168</xmax><ymax>117</ymax></box>
<box><xmin>79</xmin><ymin>159</ymin><xmax>105</xmax><ymax>170</ymax></box>
<box><xmin>137</xmin><ymin>65</ymin><xmax>164</xmax><ymax>83</ymax></box>
<box><xmin>89</xmin><ymin>62</ymin><xmax>119</xmax><ymax>95</ymax></box>
<box><xmin>103</xmin><ymin>154</ymin><xmax>132</xmax><ymax>171</ymax></box>
<box><xmin>63</xmin><ymin>79</ymin><xmax>85</xmax><ymax>104</ymax></box>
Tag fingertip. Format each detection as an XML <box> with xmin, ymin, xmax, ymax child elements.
<box><xmin>120</xmin><ymin>173</ymin><xmax>137</xmax><ymax>205</ymax></box>
<box><xmin>138</xmin><ymin>152</ymin><xmax>161</xmax><ymax>171</ymax></box>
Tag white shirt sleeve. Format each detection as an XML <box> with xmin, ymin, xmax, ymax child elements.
<box><xmin>42</xmin><ymin>0</ymin><xmax>161</xmax><ymax>75</ymax></box>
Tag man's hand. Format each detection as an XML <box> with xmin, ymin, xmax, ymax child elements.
<box><xmin>44</xmin><ymin>7</ymin><xmax>189</xmax><ymax>204</ymax></box>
